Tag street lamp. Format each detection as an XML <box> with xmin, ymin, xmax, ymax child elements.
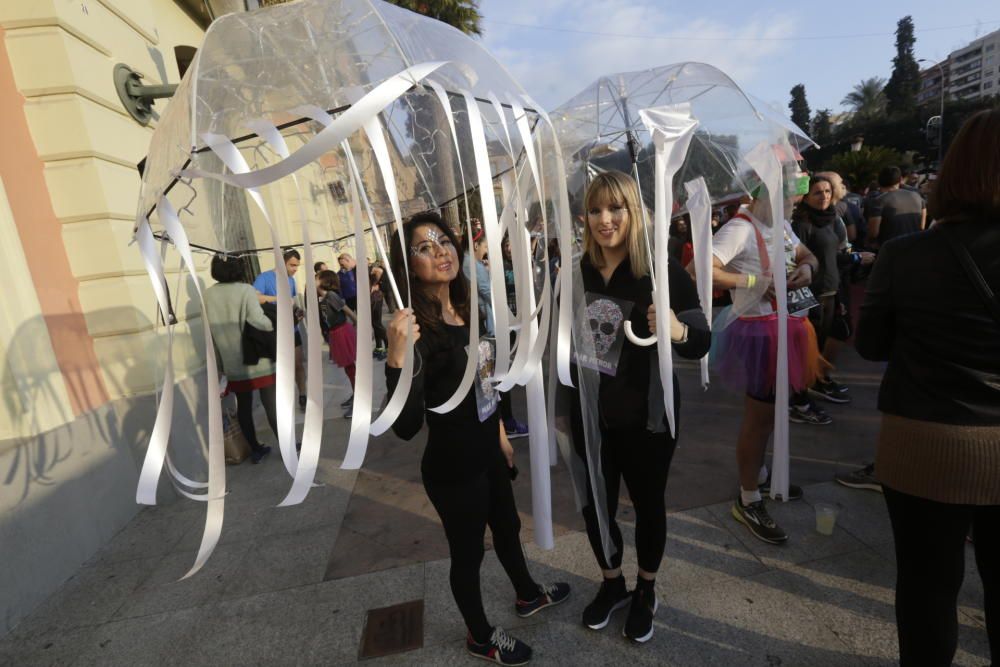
<box><xmin>918</xmin><ymin>58</ymin><xmax>945</xmax><ymax>166</ymax></box>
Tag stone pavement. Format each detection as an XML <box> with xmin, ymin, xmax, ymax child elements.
<box><xmin>0</xmin><ymin>350</ymin><xmax>991</xmax><ymax>666</ymax></box>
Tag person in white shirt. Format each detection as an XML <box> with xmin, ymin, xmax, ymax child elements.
<box><xmin>704</xmin><ymin>191</ymin><xmax>822</xmax><ymax>545</ymax></box>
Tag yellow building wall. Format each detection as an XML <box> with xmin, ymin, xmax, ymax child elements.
<box><xmin>0</xmin><ymin>0</ymin><xmax>207</xmax><ymax>415</ymax></box>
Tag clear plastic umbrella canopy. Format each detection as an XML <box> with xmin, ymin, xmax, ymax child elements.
<box><xmin>545</xmin><ymin>63</ymin><xmax>817</xmax><ymax>557</ymax></box>
<box><xmin>550</xmin><ymin>61</ymin><xmax>815</xmax><ymax>215</ymax></box>
<box><xmin>134</xmin><ymin>0</ymin><xmax>566</xmax><ymax>578</ymax></box>
<box><xmin>139</xmin><ymin>0</ymin><xmax>541</xmax><ymax>252</ymax></box>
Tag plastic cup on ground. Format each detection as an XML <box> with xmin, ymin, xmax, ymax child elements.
<box><xmin>814</xmin><ymin>502</ymin><xmax>839</xmax><ymax>535</ymax></box>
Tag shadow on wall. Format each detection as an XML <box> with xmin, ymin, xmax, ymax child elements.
<box><xmin>0</xmin><ymin>303</ymin><xmax>209</xmax><ymax>506</ymax></box>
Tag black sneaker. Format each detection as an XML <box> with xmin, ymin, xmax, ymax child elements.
<box><xmin>623</xmin><ymin>586</ymin><xmax>658</xmax><ymax>643</ymax></box>
<box><xmin>789</xmin><ymin>403</ymin><xmax>832</xmax><ymax>425</ymax></box>
<box><xmin>760</xmin><ymin>474</ymin><xmax>803</xmax><ymax>501</ymax></box>
<box><xmin>731</xmin><ymin>498</ymin><xmax>788</xmax><ymax>544</ymax></box>
<box><xmin>809</xmin><ymin>380</ymin><xmax>851</xmax><ymax>404</ymax></box>
<box><xmin>466</xmin><ymin>627</ymin><xmax>532</xmax><ymax>665</ymax></box>
<box><xmin>515</xmin><ymin>582</ymin><xmax>570</xmax><ymax>618</ymax></box>
<box><xmin>835</xmin><ymin>463</ymin><xmax>882</xmax><ymax>492</ymax></box>
<box><xmin>582</xmin><ymin>577</ymin><xmax>631</xmax><ymax>630</ymax></box>
<box><xmin>250</xmin><ymin>445</ymin><xmax>272</xmax><ymax>464</ymax></box>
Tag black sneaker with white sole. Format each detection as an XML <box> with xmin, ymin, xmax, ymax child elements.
<box><xmin>835</xmin><ymin>463</ymin><xmax>882</xmax><ymax>492</ymax></box>
<box><xmin>731</xmin><ymin>498</ymin><xmax>788</xmax><ymax>544</ymax></box>
<box><xmin>789</xmin><ymin>403</ymin><xmax>833</xmax><ymax>425</ymax></box>
<box><xmin>760</xmin><ymin>474</ymin><xmax>804</xmax><ymax>501</ymax></box>
<box><xmin>466</xmin><ymin>626</ymin><xmax>532</xmax><ymax>665</ymax></box>
<box><xmin>623</xmin><ymin>586</ymin><xmax>658</xmax><ymax>643</ymax></box>
<box><xmin>582</xmin><ymin>576</ymin><xmax>631</xmax><ymax>630</ymax></box>
<box><xmin>809</xmin><ymin>380</ymin><xmax>851</xmax><ymax>404</ymax></box>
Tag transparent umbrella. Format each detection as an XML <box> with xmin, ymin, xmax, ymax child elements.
<box><xmin>135</xmin><ymin>0</ymin><xmax>564</xmax><ymax>577</ymax></box>
<box><xmin>548</xmin><ymin>62</ymin><xmax>816</xmax><ymax>560</ymax></box>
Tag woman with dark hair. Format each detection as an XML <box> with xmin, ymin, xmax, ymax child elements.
<box><xmin>386</xmin><ymin>212</ymin><xmax>568</xmax><ymax>665</ymax></box>
<box><xmin>204</xmin><ymin>254</ymin><xmax>277</xmax><ymax>463</ymax></box>
<box><xmin>316</xmin><ymin>270</ymin><xmax>357</xmax><ymax>418</ymax></box>
<box><xmin>574</xmin><ymin>171</ymin><xmax>711</xmax><ymax>643</ymax></box>
<box><xmin>856</xmin><ymin>108</ymin><xmax>1000</xmax><ymax>666</ymax></box>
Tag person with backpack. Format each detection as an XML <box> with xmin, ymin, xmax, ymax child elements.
<box><xmin>317</xmin><ymin>270</ymin><xmax>357</xmax><ymax>418</ymax></box>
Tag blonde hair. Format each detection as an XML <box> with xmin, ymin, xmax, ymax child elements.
<box><xmin>583</xmin><ymin>170</ymin><xmax>650</xmax><ymax>278</ymax></box>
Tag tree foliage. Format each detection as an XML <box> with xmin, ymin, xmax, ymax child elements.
<box><xmin>788</xmin><ymin>84</ymin><xmax>811</xmax><ymax>133</ymax></box>
<box><xmin>884</xmin><ymin>16</ymin><xmax>920</xmax><ymax>117</ymax></box>
<box><xmin>386</xmin><ymin>0</ymin><xmax>483</xmax><ymax>35</ymax></box>
<box><xmin>828</xmin><ymin>146</ymin><xmax>903</xmax><ymax>190</ymax></box>
<box><xmin>841</xmin><ymin>77</ymin><xmax>887</xmax><ymax>122</ymax></box>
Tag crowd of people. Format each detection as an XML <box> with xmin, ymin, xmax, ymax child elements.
<box><xmin>199</xmin><ymin>109</ymin><xmax>998</xmax><ymax>666</ymax></box>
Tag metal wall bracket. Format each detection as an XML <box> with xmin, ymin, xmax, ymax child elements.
<box><xmin>114</xmin><ymin>63</ymin><xmax>178</xmax><ymax>126</ymax></box>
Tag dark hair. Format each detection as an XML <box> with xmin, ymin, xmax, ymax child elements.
<box><xmin>211</xmin><ymin>254</ymin><xmax>245</xmax><ymax>283</ymax></box>
<box><xmin>283</xmin><ymin>248</ymin><xmax>301</xmax><ymax>263</ymax></box>
<box><xmin>317</xmin><ymin>269</ymin><xmax>340</xmax><ymax>292</ymax></box>
<box><xmin>808</xmin><ymin>175</ymin><xmax>833</xmax><ymax>192</ymax></box>
<box><xmin>388</xmin><ymin>211</ymin><xmax>471</xmax><ymax>340</ymax></box>
<box><xmin>878</xmin><ymin>166</ymin><xmax>901</xmax><ymax>188</ymax></box>
<box><xmin>313</xmin><ymin>261</ymin><xmax>326</xmax><ymax>273</ymax></box>
<box><xmin>929</xmin><ymin>108</ymin><xmax>1000</xmax><ymax>222</ymax></box>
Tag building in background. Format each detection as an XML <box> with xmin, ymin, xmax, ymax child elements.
<box><xmin>920</xmin><ymin>28</ymin><xmax>1000</xmax><ymax>104</ymax></box>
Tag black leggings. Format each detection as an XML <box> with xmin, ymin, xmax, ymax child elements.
<box><xmin>371</xmin><ymin>299</ymin><xmax>388</xmax><ymax>349</ymax></box>
<box><xmin>581</xmin><ymin>427</ymin><xmax>678</xmax><ymax>574</ymax></box>
<box><xmin>424</xmin><ymin>452</ymin><xmax>539</xmax><ymax>643</ymax></box>
<box><xmin>883</xmin><ymin>486</ymin><xmax>999</xmax><ymax>666</ymax></box>
<box><xmin>809</xmin><ymin>293</ymin><xmax>836</xmax><ymax>352</ymax></box>
<box><xmin>234</xmin><ymin>384</ymin><xmax>279</xmax><ymax>448</ymax></box>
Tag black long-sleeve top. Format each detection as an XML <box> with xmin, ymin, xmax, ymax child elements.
<box><xmin>580</xmin><ymin>256</ymin><xmax>711</xmax><ymax>432</ymax></box>
<box><xmin>855</xmin><ymin>220</ymin><xmax>1000</xmax><ymax>426</ymax></box>
<box><xmin>386</xmin><ymin>324</ymin><xmax>501</xmax><ymax>484</ymax></box>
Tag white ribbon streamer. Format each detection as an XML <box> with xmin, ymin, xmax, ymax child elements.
<box><xmin>639</xmin><ymin>104</ymin><xmax>700</xmax><ymax>437</ymax></box>
<box><xmin>425</xmin><ymin>80</ymin><xmax>480</xmax><ymax>415</ymax></box>
<box><xmin>743</xmin><ymin>142</ymin><xmax>791</xmax><ymax>502</ymax></box>
<box><xmin>684</xmin><ymin>177</ymin><xmax>714</xmax><ymax>390</ymax></box>
<box><xmin>158</xmin><ymin>197</ymin><xmax>225</xmax><ymax>579</ymax></box>
<box><xmin>200</xmin><ymin>132</ymin><xmax>298</xmax><ymax>478</ymax></box>
<box><xmin>241</xmin><ymin>118</ymin><xmax>325</xmax><ymax>506</ymax></box>
<box><xmin>178</xmin><ymin>62</ymin><xmax>449</xmax><ymax>190</ymax></box>
<box><xmin>135</xmin><ymin>218</ymin><xmax>175</xmax><ymax>505</ymax></box>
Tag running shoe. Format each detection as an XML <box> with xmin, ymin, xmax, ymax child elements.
<box><xmin>623</xmin><ymin>586</ymin><xmax>658</xmax><ymax>643</ymax></box>
<box><xmin>503</xmin><ymin>418</ymin><xmax>529</xmax><ymax>440</ymax></box>
<box><xmin>809</xmin><ymin>379</ymin><xmax>851</xmax><ymax>404</ymax></box>
<box><xmin>834</xmin><ymin>463</ymin><xmax>882</xmax><ymax>492</ymax></box>
<box><xmin>515</xmin><ymin>582</ymin><xmax>570</xmax><ymax>618</ymax></box>
<box><xmin>731</xmin><ymin>498</ymin><xmax>788</xmax><ymax>544</ymax></box>
<box><xmin>789</xmin><ymin>403</ymin><xmax>833</xmax><ymax>425</ymax></box>
<box><xmin>466</xmin><ymin>627</ymin><xmax>532</xmax><ymax>665</ymax></box>
<box><xmin>582</xmin><ymin>576</ymin><xmax>631</xmax><ymax>630</ymax></box>
<box><xmin>760</xmin><ymin>474</ymin><xmax>804</xmax><ymax>501</ymax></box>
<box><xmin>341</xmin><ymin>395</ymin><xmax>354</xmax><ymax>409</ymax></box>
<box><xmin>249</xmin><ymin>444</ymin><xmax>272</xmax><ymax>464</ymax></box>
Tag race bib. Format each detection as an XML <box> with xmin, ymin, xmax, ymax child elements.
<box><xmin>471</xmin><ymin>337</ymin><xmax>499</xmax><ymax>422</ymax></box>
<box><xmin>576</xmin><ymin>293</ymin><xmax>634</xmax><ymax>376</ymax></box>
<box><xmin>788</xmin><ymin>286</ymin><xmax>820</xmax><ymax>316</ymax></box>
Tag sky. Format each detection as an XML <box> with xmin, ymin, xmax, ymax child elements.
<box><xmin>476</xmin><ymin>0</ymin><xmax>1000</xmax><ymax>119</ymax></box>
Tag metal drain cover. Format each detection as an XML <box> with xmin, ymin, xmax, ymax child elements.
<box><xmin>358</xmin><ymin>599</ymin><xmax>424</xmax><ymax>659</ymax></box>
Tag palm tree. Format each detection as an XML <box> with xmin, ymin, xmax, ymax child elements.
<box><xmin>388</xmin><ymin>0</ymin><xmax>483</xmax><ymax>35</ymax></box>
<box><xmin>841</xmin><ymin>77</ymin><xmax>887</xmax><ymax>121</ymax></box>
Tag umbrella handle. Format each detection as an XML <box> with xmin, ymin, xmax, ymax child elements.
<box><xmin>624</xmin><ymin>320</ymin><xmax>657</xmax><ymax>347</ymax></box>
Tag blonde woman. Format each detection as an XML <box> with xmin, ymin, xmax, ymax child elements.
<box><xmin>573</xmin><ymin>171</ymin><xmax>710</xmax><ymax>642</ymax></box>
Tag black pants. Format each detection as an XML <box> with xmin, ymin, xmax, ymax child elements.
<box><xmin>371</xmin><ymin>298</ymin><xmax>387</xmax><ymax>349</ymax></box>
<box><xmin>424</xmin><ymin>452</ymin><xmax>539</xmax><ymax>643</ymax></box>
<box><xmin>580</xmin><ymin>427</ymin><xmax>678</xmax><ymax>574</ymax></box>
<box><xmin>808</xmin><ymin>293</ymin><xmax>836</xmax><ymax>353</ymax></box>
<box><xmin>234</xmin><ymin>384</ymin><xmax>279</xmax><ymax>448</ymax></box>
<box><xmin>883</xmin><ymin>486</ymin><xmax>999</xmax><ymax>666</ymax></box>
